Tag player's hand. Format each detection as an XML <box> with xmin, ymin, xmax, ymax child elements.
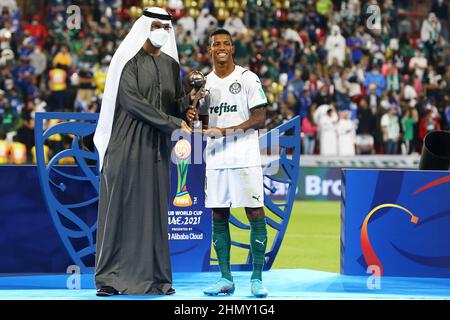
<box><xmin>186</xmin><ymin>106</ymin><xmax>196</xmax><ymax>125</ymax></box>
<box><xmin>203</xmin><ymin>127</ymin><xmax>225</xmax><ymax>138</ymax></box>
<box><xmin>181</xmin><ymin>121</ymin><xmax>192</xmax><ymax>134</ymax></box>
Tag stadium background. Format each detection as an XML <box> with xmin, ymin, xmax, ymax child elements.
<box><xmin>0</xmin><ymin>0</ymin><xmax>448</xmax><ymax>273</ymax></box>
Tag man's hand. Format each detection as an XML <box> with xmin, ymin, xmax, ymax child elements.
<box><xmin>186</xmin><ymin>106</ymin><xmax>196</xmax><ymax>126</ymax></box>
<box><xmin>181</xmin><ymin>121</ymin><xmax>192</xmax><ymax>134</ymax></box>
<box><xmin>203</xmin><ymin>127</ymin><xmax>225</xmax><ymax>138</ymax></box>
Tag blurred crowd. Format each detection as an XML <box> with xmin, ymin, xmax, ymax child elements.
<box><xmin>0</xmin><ymin>0</ymin><xmax>449</xmax><ymax>164</ymax></box>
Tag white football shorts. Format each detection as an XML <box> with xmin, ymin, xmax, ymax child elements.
<box><xmin>205</xmin><ymin>166</ymin><xmax>264</xmax><ymax>208</ymax></box>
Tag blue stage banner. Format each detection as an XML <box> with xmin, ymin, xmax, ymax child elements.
<box><xmin>341</xmin><ymin>169</ymin><xmax>450</xmax><ymax>278</ymax></box>
<box><xmin>0</xmin><ymin>112</ymin><xmax>211</xmax><ymax>274</ymax></box>
<box><xmin>169</xmin><ymin>135</ymin><xmax>212</xmax><ymax>272</ymax></box>
<box><xmin>1</xmin><ymin>113</ymin><xmax>298</xmax><ymax>274</ymax></box>
<box><xmin>0</xmin><ymin>161</ymin><xmax>211</xmax><ymax>274</ymax></box>
<box><xmin>0</xmin><ymin>166</ymin><xmax>81</xmax><ymax>273</ymax></box>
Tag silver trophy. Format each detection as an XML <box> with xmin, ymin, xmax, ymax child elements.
<box><xmin>187</xmin><ymin>70</ymin><xmax>206</xmax><ymax>133</ymax></box>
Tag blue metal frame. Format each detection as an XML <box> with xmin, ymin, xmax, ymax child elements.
<box><xmin>210</xmin><ymin>116</ymin><xmax>301</xmax><ymax>271</ymax></box>
<box><xmin>35</xmin><ymin>112</ymin><xmax>99</xmax><ymax>273</ymax></box>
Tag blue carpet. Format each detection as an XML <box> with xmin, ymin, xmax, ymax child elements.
<box><xmin>0</xmin><ymin>269</ymin><xmax>449</xmax><ymax>300</ymax></box>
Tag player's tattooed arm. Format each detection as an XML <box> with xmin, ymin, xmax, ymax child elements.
<box><xmin>228</xmin><ymin>106</ymin><xmax>266</xmax><ymax>132</ymax></box>
<box><xmin>204</xmin><ymin>106</ymin><xmax>266</xmax><ymax>137</ymax></box>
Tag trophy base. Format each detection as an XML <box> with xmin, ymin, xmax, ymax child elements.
<box><xmin>192</xmin><ymin>120</ymin><xmax>202</xmax><ymax>135</ymax></box>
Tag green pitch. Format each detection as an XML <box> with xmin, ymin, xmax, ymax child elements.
<box><xmin>210</xmin><ymin>201</ymin><xmax>341</xmax><ymax>273</ymax></box>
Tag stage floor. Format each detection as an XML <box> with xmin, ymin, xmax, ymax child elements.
<box><xmin>0</xmin><ymin>269</ymin><xmax>449</xmax><ymax>300</ymax></box>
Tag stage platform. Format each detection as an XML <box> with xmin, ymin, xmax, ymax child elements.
<box><xmin>0</xmin><ymin>269</ymin><xmax>449</xmax><ymax>300</ymax></box>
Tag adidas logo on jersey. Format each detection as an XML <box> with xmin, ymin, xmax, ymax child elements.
<box><xmin>209</xmin><ymin>102</ymin><xmax>237</xmax><ymax>116</ymax></box>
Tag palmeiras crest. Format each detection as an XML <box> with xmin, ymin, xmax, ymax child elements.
<box><xmin>229</xmin><ymin>82</ymin><xmax>241</xmax><ymax>94</ymax></box>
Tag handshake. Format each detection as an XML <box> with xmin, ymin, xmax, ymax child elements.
<box><xmin>182</xmin><ymin>103</ymin><xmax>226</xmax><ymax>137</ymax></box>
<box><xmin>183</xmin><ymin>95</ymin><xmax>225</xmax><ymax>137</ymax></box>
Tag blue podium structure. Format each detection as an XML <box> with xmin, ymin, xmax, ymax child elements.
<box><xmin>341</xmin><ymin>169</ymin><xmax>450</xmax><ymax>278</ymax></box>
<box><xmin>34</xmin><ymin>112</ymin><xmax>99</xmax><ymax>273</ymax></box>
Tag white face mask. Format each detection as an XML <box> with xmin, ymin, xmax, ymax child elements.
<box><xmin>149</xmin><ymin>28</ymin><xmax>169</xmax><ymax>48</ymax></box>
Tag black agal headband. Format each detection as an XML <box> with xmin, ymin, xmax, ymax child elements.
<box><xmin>143</xmin><ymin>10</ymin><xmax>173</xmax><ymax>21</ymax></box>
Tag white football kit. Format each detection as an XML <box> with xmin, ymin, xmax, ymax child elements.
<box><xmin>199</xmin><ymin>65</ymin><xmax>268</xmax><ymax>208</ymax></box>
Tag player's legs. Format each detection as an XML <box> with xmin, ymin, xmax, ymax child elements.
<box><xmin>226</xmin><ymin>166</ymin><xmax>267</xmax><ymax>283</ymax></box>
<box><xmin>204</xmin><ymin>208</ymin><xmax>235</xmax><ymax>296</ymax></box>
<box><xmin>226</xmin><ymin>166</ymin><xmax>267</xmax><ymax>281</ymax></box>
<box><xmin>245</xmin><ymin>207</ymin><xmax>267</xmax><ymax>281</ymax></box>
<box><xmin>245</xmin><ymin>207</ymin><xmax>269</xmax><ymax>298</ymax></box>
<box><xmin>212</xmin><ymin>208</ymin><xmax>232</xmax><ymax>281</ymax></box>
<box><xmin>225</xmin><ymin>165</ymin><xmax>268</xmax><ymax>297</ymax></box>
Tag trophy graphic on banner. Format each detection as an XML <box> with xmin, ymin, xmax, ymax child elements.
<box><xmin>187</xmin><ymin>70</ymin><xmax>206</xmax><ymax>134</ymax></box>
<box><xmin>172</xmin><ymin>138</ymin><xmax>193</xmax><ymax>207</ymax></box>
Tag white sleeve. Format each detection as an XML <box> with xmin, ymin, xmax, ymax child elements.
<box><xmin>244</xmin><ymin>71</ymin><xmax>268</xmax><ymax>109</ymax></box>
